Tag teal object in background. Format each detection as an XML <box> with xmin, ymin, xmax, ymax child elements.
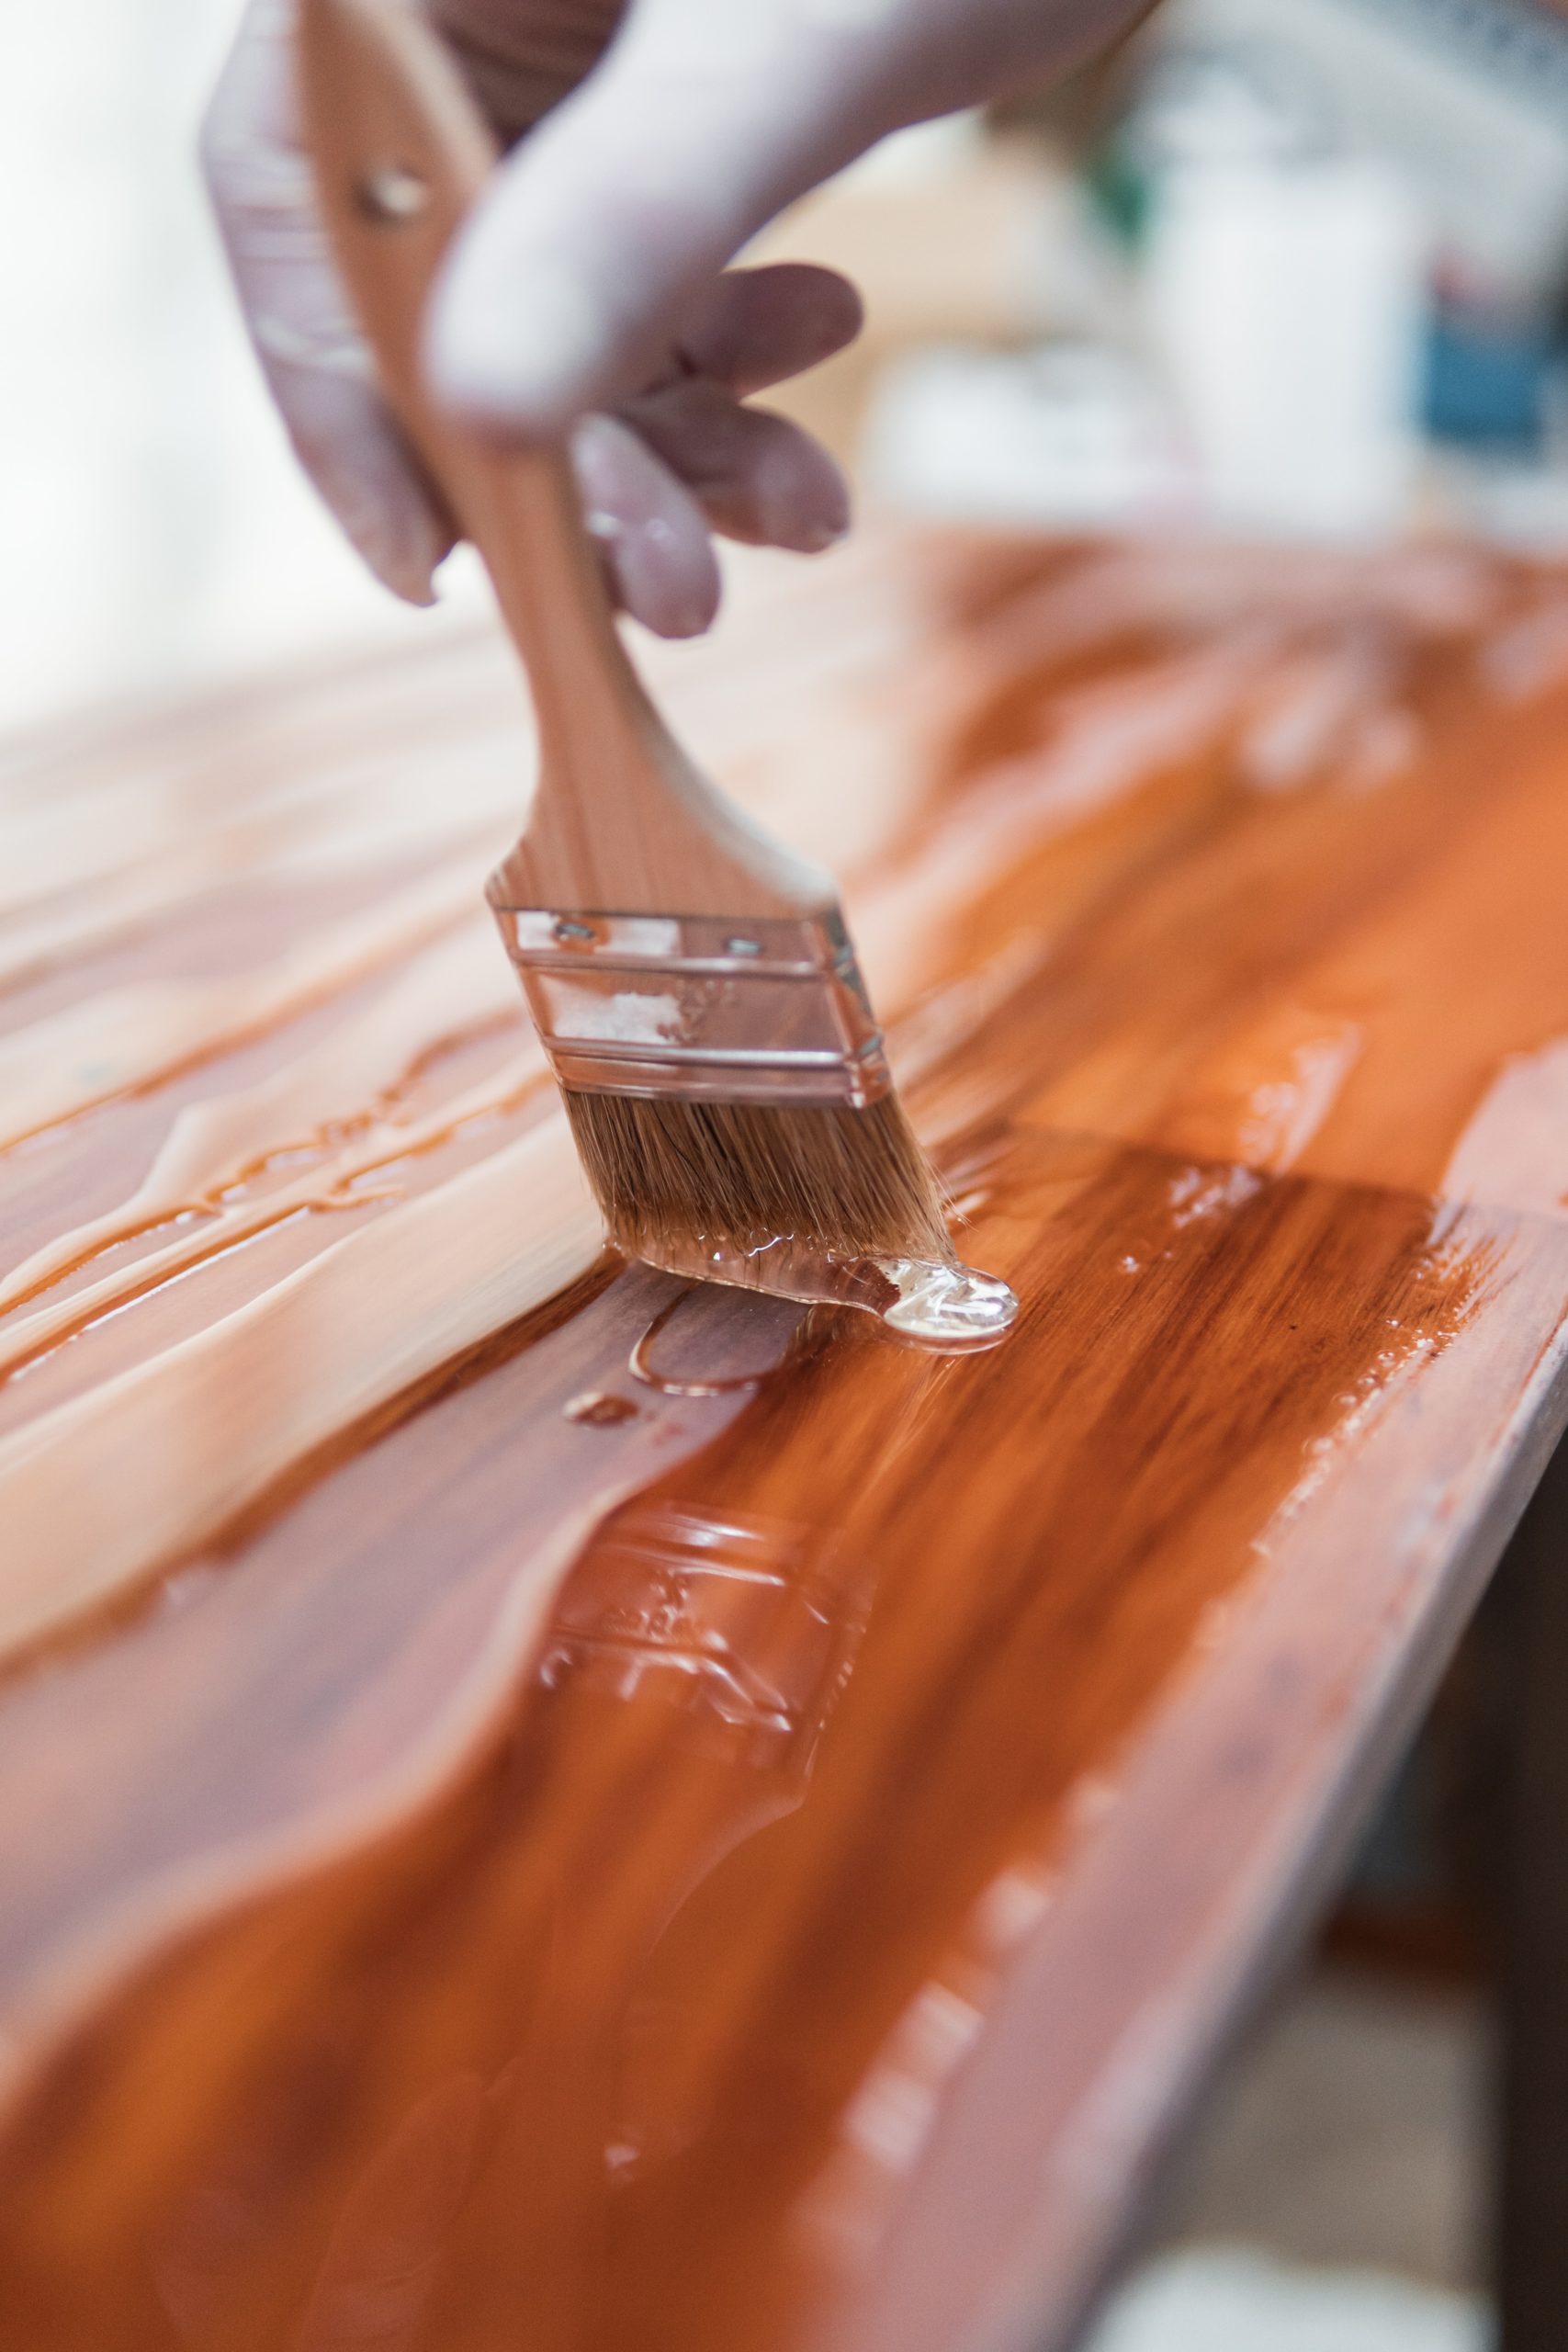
<box><xmin>1425</xmin><ymin>312</ymin><xmax>1554</xmax><ymax>450</ymax></box>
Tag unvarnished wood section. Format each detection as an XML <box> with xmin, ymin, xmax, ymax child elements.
<box><xmin>4</xmin><ymin>534</ymin><xmax>1568</xmax><ymax>2351</ymax></box>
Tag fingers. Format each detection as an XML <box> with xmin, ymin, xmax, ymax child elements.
<box><xmin>629</xmin><ymin>265</ymin><xmax>861</xmax><ymax>561</ymax></box>
<box><xmin>203</xmin><ymin>3</ymin><xmax>863</xmax><ymax>636</ymax></box>
<box><xmin>426</xmin><ymin>0</ymin><xmax>626</xmax><ymax>141</ymax></box>
<box><xmin>571</xmin><ymin>414</ymin><xmax>721</xmax><ymax>639</ymax></box>
<box><xmin>674</xmin><ymin>265</ymin><xmax>863</xmax><ymax>399</ymax></box>
<box><xmin>572</xmin><ymin>378</ymin><xmax>851</xmax><ymax>639</ymax></box>
<box><xmin>201</xmin><ymin>0</ymin><xmax>453</xmax><ymax>603</ymax></box>
<box><xmin>424</xmin><ymin>1</ymin><xmax>890</xmax><ymax>434</ymax></box>
<box><xmin>622</xmin><ymin>379</ymin><xmax>851</xmax><ymax>551</ymax></box>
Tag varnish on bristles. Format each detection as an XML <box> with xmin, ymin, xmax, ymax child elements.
<box><xmin>561</xmin><ymin>1089</ymin><xmax>953</xmax><ymax>1269</ymax></box>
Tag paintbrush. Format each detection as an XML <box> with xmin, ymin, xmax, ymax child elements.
<box><xmin>299</xmin><ymin>0</ymin><xmax>1015</xmax><ymax>1348</ymax></box>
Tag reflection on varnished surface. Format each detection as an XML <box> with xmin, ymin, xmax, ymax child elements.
<box><xmin>3</xmin><ymin>536</ymin><xmax>1568</xmax><ymax>2352</ymax></box>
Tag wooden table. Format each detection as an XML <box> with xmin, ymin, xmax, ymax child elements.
<box><xmin>3</xmin><ymin>530</ymin><xmax>1568</xmax><ymax>2352</ymax></box>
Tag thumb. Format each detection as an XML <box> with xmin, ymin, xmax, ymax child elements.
<box><xmin>423</xmin><ymin>2</ymin><xmax>895</xmax><ymax>436</ymax></box>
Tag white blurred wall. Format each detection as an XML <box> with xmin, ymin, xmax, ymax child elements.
<box><xmin>0</xmin><ymin>4</ymin><xmax>457</xmax><ymax>739</ymax></box>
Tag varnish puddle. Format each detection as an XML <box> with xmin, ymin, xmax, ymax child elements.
<box><xmin>637</xmin><ymin>1236</ymin><xmax>1019</xmax><ymax>1355</ymax></box>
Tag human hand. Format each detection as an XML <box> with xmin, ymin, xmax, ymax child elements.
<box><xmin>204</xmin><ymin>0</ymin><xmax>1147</xmax><ymax>635</ymax></box>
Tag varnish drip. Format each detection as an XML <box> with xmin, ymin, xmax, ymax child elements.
<box><xmin>637</xmin><ymin>1234</ymin><xmax>1019</xmax><ymax>1352</ymax></box>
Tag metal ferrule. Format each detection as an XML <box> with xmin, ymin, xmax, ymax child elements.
<box><xmin>490</xmin><ymin>906</ymin><xmax>893</xmax><ymax>1109</ymax></box>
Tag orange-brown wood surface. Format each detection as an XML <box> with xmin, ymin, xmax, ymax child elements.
<box><xmin>4</xmin><ymin>531</ymin><xmax>1568</xmax><ymax>2352</ymax></box>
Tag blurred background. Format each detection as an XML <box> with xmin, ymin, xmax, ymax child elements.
<box><xmin>12</xmin><ymin>0</ymin><xmax>1568</xmax><ymax>741</ymax></box>
<box><xmin>8</xmin><ymin>0</ymin><xmax>1568</xmax><ymax>2343</ymax></box>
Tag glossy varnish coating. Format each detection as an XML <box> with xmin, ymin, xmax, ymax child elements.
<box><xmin>4</xmin><ymin>535</ymin><xmax>1568</xmax><ymax>2351</ymax></box>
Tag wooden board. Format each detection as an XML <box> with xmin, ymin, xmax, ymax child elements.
<box><xmin>4</xmin><ymin>530</ymin><xmax>1568</xmax><ymax>2352</ymax></box>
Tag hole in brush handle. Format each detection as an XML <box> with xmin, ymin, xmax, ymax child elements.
<box><xmin>355</xmin><ymin>163</ymin><xmax>431</xmax><ymax>221</ymax></box>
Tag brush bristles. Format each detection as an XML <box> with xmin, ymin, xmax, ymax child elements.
<box><xmin>561</xmin><ymin>1088</ymin><xmax>952</xmax><ymax>1265</ymax></box>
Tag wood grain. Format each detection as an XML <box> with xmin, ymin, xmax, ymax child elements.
<box><xmin>3</xmin><ymin>530</ymin><xmax>1568</xmax><ymax>2352</ymax></box>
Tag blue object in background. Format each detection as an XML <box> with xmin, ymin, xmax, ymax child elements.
<box><xmin>1424</xmin><ymin>311</ymin><xmax>1554</xmax><ymax>450</ymax></box>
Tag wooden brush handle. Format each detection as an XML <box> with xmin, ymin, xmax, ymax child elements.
<box><xmin>299</xmin><ymin>0</ymin><xmax>834</xmax><ymax>921</ymax></box>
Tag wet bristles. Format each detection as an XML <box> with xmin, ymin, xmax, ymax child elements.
<box><xmin>561</xmin><ymin>1089</ymin><xmax>952</xmax><ymax>1266</ymax></box>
